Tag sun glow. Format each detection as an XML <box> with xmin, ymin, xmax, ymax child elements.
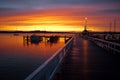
<box><xmin>0</xmin><ymin>7</ymin><xmax>120</xmax><ymax>32</ymax></box>
<box><xmin>0</xmin><ymin>13</ymin><xmax>85</xmax><ymax>31</ymax></box>
<box><xmin>1</xmin><ymin>25</ymin><xmax>84</xmax><ymax>32</ymax></box>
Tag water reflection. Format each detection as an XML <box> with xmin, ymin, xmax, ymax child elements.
<box><xmin>0</xmin><ymin>33</ymin><xmax>67</xmax><ymax>80</ymax></box>
<box><xmin>83</xmin><ymin>39</ymin><xmax>89</xmax><ymax>79</ymax></box>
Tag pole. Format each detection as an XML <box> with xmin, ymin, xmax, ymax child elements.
<box><xmin>84</xmin><ymin>17</ymin><xmax>87</xmax><ymax>30</ymax></box>
<box><xmin>109</xmin><ymin>22</ymin><xmax>112</xmax><ymax>33</ymax></box>
<box><xmin>114</xmin><ymin>19</ymin><xmax>116</xmax><ymax>33</ymax></box>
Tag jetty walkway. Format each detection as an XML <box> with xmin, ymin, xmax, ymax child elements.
<box><xmin>55</xmin><ymin>34</ymin><xmax>120</xmax><ymax>80</ymax></box>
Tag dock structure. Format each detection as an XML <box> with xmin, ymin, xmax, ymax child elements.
<box><xmin>54</xmin><ymin>33</ymin><xmax>120</xmax><ymax>80</ymax></box>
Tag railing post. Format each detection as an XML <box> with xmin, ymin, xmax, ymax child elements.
<box><xmin>87</xmin><ymin>36</ymin><xmax>120</xmax><ymax>54</ymax></box>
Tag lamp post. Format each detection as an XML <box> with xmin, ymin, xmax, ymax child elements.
<box><xmin>84</xmin><ymin>17</ymin><xmax>87</xmax><ymax>31</ymax></box>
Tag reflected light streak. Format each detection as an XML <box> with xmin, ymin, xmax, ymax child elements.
<box><xmin>83</xmin><ymin>39</ymin><xmax>89</xmax><ymax>79</ymax></box>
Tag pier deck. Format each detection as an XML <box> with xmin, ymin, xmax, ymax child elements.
<box><xmin>55</xmin><ymin>34</ymin><xmax>120</xmax><ymax>80</ymax></box>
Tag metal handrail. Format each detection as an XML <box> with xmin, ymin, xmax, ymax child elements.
<box><xmin>25</xmin><ymin>37</ymin><xmax>73</xmax><ymax>80</ymax></box>
<box><xmin>87</xmin><ymin>36</ymin><xmax>120</xmax><ymax>54</ymax></box>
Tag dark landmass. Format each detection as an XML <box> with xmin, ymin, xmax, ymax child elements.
<box><xmin>0</xmin><ymin>30</ymin><xmax>76</xmax><ymax>34</ymax></box>
<box><xmin>0</xmin><ymin>30</ymin><xmax>120</xmax><ymax>34</ymax></box>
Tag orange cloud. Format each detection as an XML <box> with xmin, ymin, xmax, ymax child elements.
<box><xmin>0</xmin><ymin>7</ymin><xmax>120</xmax><ymax>32</ymax></box>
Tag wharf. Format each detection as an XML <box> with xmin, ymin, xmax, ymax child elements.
<box><xmin>55</xmin><ymin>34</ymin><xmax>120</xmax><ymax>80</ymax></box>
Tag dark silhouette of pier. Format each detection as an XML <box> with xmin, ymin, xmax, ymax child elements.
<box><xmin>54</xmin><ymin>34</ymin><xmax>120</xmax><ymax>80</ymax></box>
<box><xmin>23</xmin><ymin>35</ymin><xmax>70</xmax><ymax>46</ymax></box>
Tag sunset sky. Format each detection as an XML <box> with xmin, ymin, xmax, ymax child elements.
<box><xmin>0</xmin><ymin>0</ymin><xmax>120</xmax><ymax>32</ymax></box>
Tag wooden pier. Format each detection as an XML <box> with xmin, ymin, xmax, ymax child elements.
<box><xmin>54</xmin><ymin>34</ymin><xmax>120</xmax><ymax>80</ymax></box>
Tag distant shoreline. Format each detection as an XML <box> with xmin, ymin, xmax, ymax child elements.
<box><xmin>0</xmin><ymin>31</ymin><xmax>76</xmax><ymax>34</ymax></box>
<box><xmin>0</xmin><ymin>31</ymin><xmax>120</xmax><ymax>34</ymax></box>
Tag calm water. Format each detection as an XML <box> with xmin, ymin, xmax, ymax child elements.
<box><xmin>0</xmin><ymin>33</ymin><xmax>66</xmax><ymax>80</ymax></box>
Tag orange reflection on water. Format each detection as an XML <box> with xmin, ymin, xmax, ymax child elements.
<box><xmin>83</xmin><ymin>39</ymin><xmax>89</xmax><ymax>79</ymax></box>
<box><xmin>0</xmin><ymin>34</ymin><xmax>23</xmax><ymax>56</ymax></box>
<box><xmin>0</xmin><ymin>33</ymin><xmax>67</xmax><ymax>80</ymax></box>
<box><xmin>0</xmin><ymin>34</ymin><xmax>65</xmax><ymax>59</ymax></box>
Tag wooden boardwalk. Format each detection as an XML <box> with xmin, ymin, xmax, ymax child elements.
<box><xmin>54</xmin><ymin>34</ymin><xmax>120</xmax><ymax>80</ymax></box>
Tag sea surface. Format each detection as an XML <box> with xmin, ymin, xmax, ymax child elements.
<box><xmin>0</xmin><ymin>33</ymin><xmax>67</xmax><ymax>80</ymax></box>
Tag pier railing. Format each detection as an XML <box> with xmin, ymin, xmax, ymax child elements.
<box><xmin>25</xmin><ymin>37</ymin><xmax>73</xmax><ymax>80</ymax></box>
<box><xmin>87</xmin><ymin>36</ymin><xmax>120</xmax><ymax>54</ymax></box>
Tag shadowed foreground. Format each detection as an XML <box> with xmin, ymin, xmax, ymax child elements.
<box><xmin>54</xmin><ymin>34</ymin><xmax>120</xmax><ymax>80</ymax></box>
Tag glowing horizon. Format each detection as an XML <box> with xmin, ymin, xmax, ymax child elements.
<box><xmin>0</xmin><ymin>1</ymin><xmax>120</xmax><ymax>32</ymax></box>
<box><xmin>0</xmin><ymin>25</ymin><xmax>84</xmax><ymax>32</ymax></box>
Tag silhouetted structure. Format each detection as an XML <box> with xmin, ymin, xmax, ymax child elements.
<box><xmin>30</xmin><ymin>35</ymin><xmax>42</xmax><ymax>44</ymax></box>
<box><xmin>82</xmin><ymin>17</ymin><xmax>89</xmax><ymax>36</ymax></box>
<box><xmin>48</xmin><ymin>36</ymin><xmax>59</xmax><ymax>43</ymax></box>
<box><xmin>64</xmin><ymin>36</ymin><xmax>72</xmax><ymax>43</ymax></box>
<box><xmin>23</xmin><ymin>35</ymin><xmax>43</xmax><ymax>45</ymax></box>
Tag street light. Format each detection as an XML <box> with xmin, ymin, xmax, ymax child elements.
<box><xmin>84</xmin><ymin>17</ymin><xmax>87</xmax><ymax>30</ymax></box>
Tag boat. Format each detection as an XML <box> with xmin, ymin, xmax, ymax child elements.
<box><xmin>30</xmin><ymin>35</ymin><xmax>42</xmax><ymax>44</ymax></box>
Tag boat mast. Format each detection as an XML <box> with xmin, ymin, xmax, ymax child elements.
<box><xmin>114</xmin><ymin>19</ymin><xmax>116</xmax><ymax>33</ymax></box>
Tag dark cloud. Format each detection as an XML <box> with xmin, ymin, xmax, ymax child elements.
<box><xmin>101</xmin><ymin>9</ymin><xmax>120</xmax><ymax>14</ymax></box>
<box><xmin>0</xmin><ymin>8</ymin><xmax>19</xmax><ymax>17</ymax></box>
<box><xmin>0</xmin><ymin>0</ymin><xmax>46</xmax><ymax>9</ymax></box>
<box><xmin>0</xmin><ymin>7</ymin><xmax>33</xmax><ymax>17</ymax></box>
<box><xmin>48</xmin><ymin>0</ymin><xmax>120</xmax><ymax>7</ymax></box>
<box><xmin>0</xmin><ymin>0</ymin><xmax>120</xmax><ymax>9</ymax></box>
<box><xmin>0</xmin><ymin>8</ymin><xmax>16</xmax><ymax>11</ymax></box>
<box><xmin>0</xmin><ymin>0</ymin><xmax>119</xmax><ymax>19</ymax></box>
